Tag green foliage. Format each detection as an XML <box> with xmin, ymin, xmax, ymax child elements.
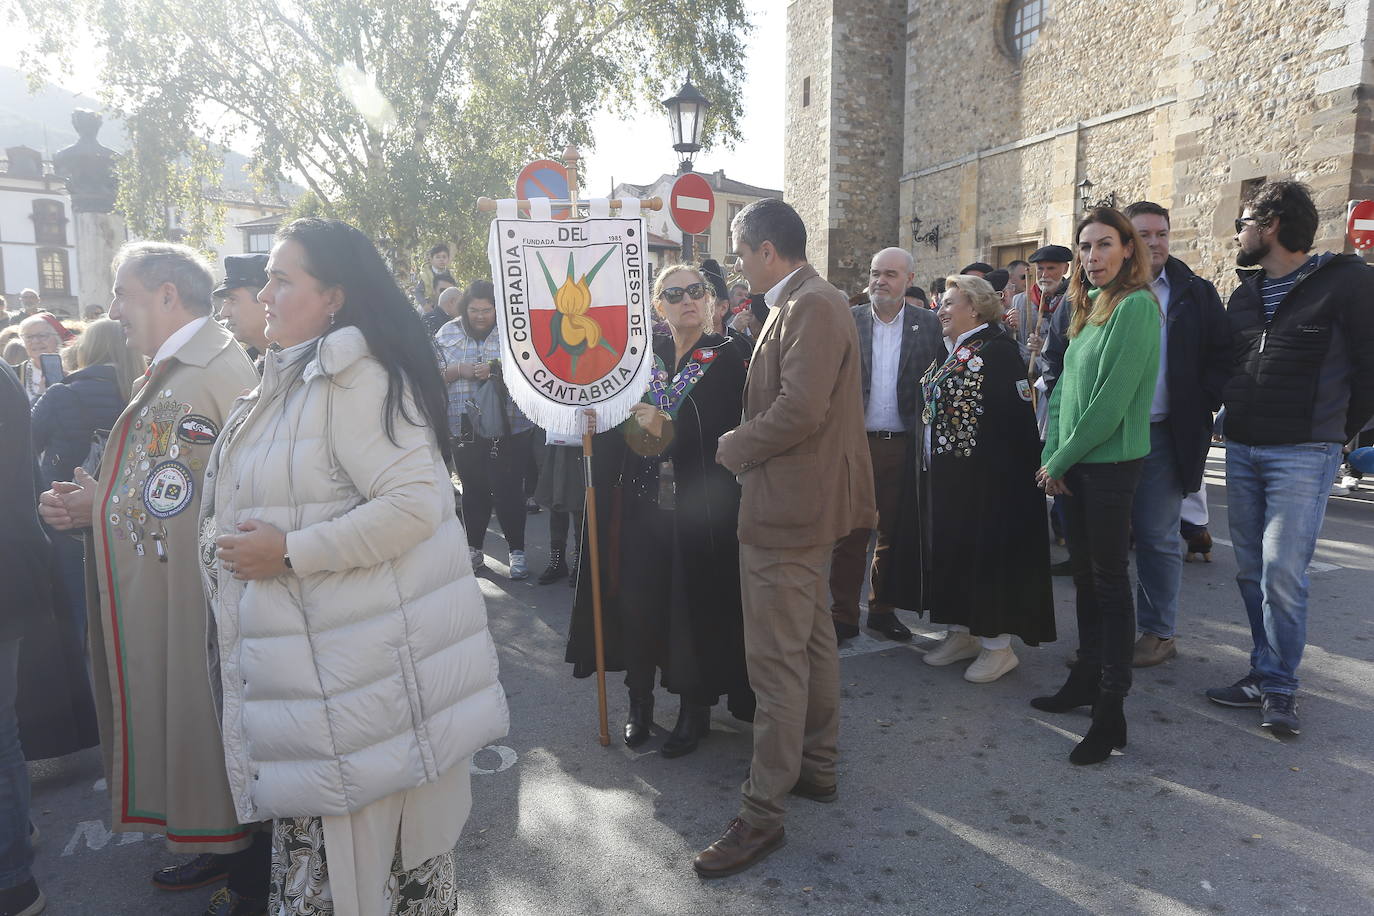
<box><xmin>15</xmin><ymin>0</ymin><xmax>751</xmax><ymax>276</ymax></box>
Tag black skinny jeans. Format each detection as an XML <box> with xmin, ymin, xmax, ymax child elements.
<box><xmin>1062</xmin><ymin>459</ymin><xmax>1143</xmax><ymax>696</ymax></box>
<box><xmin>454</xmin><ymin>427</ymin><xmax>532</xmax><ymax>552</ymax></box>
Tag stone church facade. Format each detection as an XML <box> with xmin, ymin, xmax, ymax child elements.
<box><xmin>785</xmin><ymin>0</ymin><xmax>1374</xmax><ymax>294</ymax></box>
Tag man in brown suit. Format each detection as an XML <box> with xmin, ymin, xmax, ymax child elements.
<box><xmin>695</xmin><ymin>199</ymin><xmax>876</xmax><ymax>877</ymax></box>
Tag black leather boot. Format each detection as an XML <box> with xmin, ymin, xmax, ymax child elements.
<box><xmin>537</xmin><ymin>547</ymin><xmax>566</xmax><ymax>584</ymax></box>
<box><xmin>624</xmin><ymin>691</ymin><xmax>654</xmax><ymax>747</ymax></box>
<box><xmin>661</xmin><ymin>701</ymin><xmax>711</xmax><ymax>758</ymax></box>
<box><xmin>1030</xmin><ymin>661</ymin><xmax>1101</xmax><ymax>713</ymax></box>
<box><xmin>1070</xmin><ymin>693</ymin><xmax>1128</xmax><ymax>765</ymax></box>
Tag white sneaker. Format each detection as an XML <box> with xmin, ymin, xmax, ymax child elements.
<box><xmin>509</xmin><ymin>549</ymin><xmax>529</xmax><ymax>580</ymax></box>
<box><xmin>468</xmin><ymin>547</ymin><xmax>486</xmax><ymax>572</ymax></box>
<box><xmin>1342</xmin><ymin>475</ymin><xmax>1361</xmax><ymax>491</ymax></box>
<box><xmin>923</xmin><ymin>631</ymin><xmax>981</xmax><ymax>666</ymax></box>
<box><xmin>1331</xmin><ymin>480</ymin><xmax>1352</xmax><ymax>496</ymax></box>
<box><xmin>964</xmin><ymin>647</ymin><xmax>1020</xmax><ymax>683</ymax></box>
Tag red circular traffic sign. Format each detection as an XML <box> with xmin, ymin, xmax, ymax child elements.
<box><xmin>516</xmin><ymin>159</ymin><xmax>570</xmax><ymax>220</ymax></box>
<box><xmin>1349</xmin><ymin>200</ymin><xmax>1374</xmax><ymax>249</ymax></box>
<box><xmin>669</xmin><ymin>172</ymin><xmax>716</xmax><ymax>236</ymax></box>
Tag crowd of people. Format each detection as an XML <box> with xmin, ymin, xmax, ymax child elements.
<box><xmin>1</xmin><ymin>176</ymin><xmax>1372</xmax><ymax>914</ymax></box>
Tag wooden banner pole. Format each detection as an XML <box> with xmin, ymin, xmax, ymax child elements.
<box><xmin>563</xmin><ymin>148</ymin><xmax>612</xmax><ymax>748</ymax></box>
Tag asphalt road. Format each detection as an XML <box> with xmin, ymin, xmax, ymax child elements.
<box><xmin>28</xmin><ymin>449</ymin><xmax>1374</xmax><ymax>915</ymax></box>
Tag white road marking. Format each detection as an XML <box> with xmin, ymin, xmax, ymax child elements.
<box><xmin>62</xmin><ymin>821</ymin><xmax>147</xmax><ymax>856</ymax></box>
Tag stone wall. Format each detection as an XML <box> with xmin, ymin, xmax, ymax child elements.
<box><xmin>784</xmin><ymin>0</ymin><xmax>834</xmax><ymax>271</ymax></box>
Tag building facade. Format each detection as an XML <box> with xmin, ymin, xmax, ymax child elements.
<box><xmin>0</xmin><ymin>146</ymin><xmax>82</xmax><ymax>316</ymax></box>
<box><xmin>613</xmin><ymin>169</ymin><xmax>783</xmax><ymax>271</ymax></box>
<box><xmin>787</xmin><ymin>0</ymin><xmax>1374</xmax><ymax>294</ymax></box>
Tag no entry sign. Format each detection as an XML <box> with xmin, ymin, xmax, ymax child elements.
<box><xmin>516</xmin><ymin>159</ymin><xmax>571</xmax><ymax>220</ymax></box>
<box><xmin>670</xmin><ymin>172</ymin><xmax>715</xmax><ymax>236</ymax></box>
<box><xmin>1348</xmin><ymin>200</ymin><xmax>1374</xmax><ymax>250</ymax></box>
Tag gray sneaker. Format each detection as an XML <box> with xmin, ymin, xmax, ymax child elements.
<box><xmin>1206</xmin><ymin>673</ymin><xmax>1263</xmax><ymax>708</ymax></box>
<box><xmin>1261</xmin><ymin>692</ymin><xmax>1300</xmax><ymax>735</ymax></box>
<box><xmin>509</xmin><ymin>549</ymin><xmax>529</xmax><ymax>580</ymax></box>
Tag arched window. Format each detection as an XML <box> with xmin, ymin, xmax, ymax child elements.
<box><xmin>33</xmin><ymin>199</ymin><xmax>68</xmax><ymax>245</ymax></box>
<box><xmin>38</xmin><ymin>248</ymin><xmax>70</xmax><ymax>296</ymax></box>
<box><xmin>1004</xmin><ymin>0</ymin><xmax>1046</xmax><ymax>61</ymax></box>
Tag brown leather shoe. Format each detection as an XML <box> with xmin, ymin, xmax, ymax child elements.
<box><xmin>1132</xmin><ymin>633</ymin><xmax>1178</xmax><ymax>667</ymax></box>
<box><xmin>693</xmin><ymin>817</ymin><xmax>786</xmax><ymax>878</ymax></box>
<box><xmin>789</xmin><ymin>778</ymin><xmax>838</xmax><ymax>803</ymax></box>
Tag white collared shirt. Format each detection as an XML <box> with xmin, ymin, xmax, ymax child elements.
<box><xmin>926</xmin><ymin>323</ymin><xmax>990</xmax><ymax>463</ymax></box>
<box><xmin>865</xmin><ymin>307</ymin><xmax>905</xmax><ymax>432</ymax></box>
<box><xmin>149</xmin><ymin>316</ymin><xmax>210</xmax><ymax>370</ymax></box>
<box><xmin>1149</xmin><ymin>268</ymin><xmax>1172</xmax><ymax>422</ymax></box>
<box><xmin>764</xmin><ymin>267</ymin><xmax>804</xmax><ymax>309</ymax></box>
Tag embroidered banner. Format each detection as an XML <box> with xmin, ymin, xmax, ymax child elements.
<box><xmin>487</xmin><ymin>214</ymin><xmax>651</xmax><ymax>436</ymax></box>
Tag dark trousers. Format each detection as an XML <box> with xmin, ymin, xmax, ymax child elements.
<box><xmin>454</xmin><ymin>428</ymin><xmax>532</xmax><ymax>552</ymax></box>
<box><xmin>829</xmin><ymin>433</ymin><xmax>907</xmax><ymax>624</ymax></box>
<box><xmin>224</xmin><ymin>828</ymin><xmax>271</xmax><ymax>898</ymax></box>
<box><xmin>549</xmin><ymin>508</ymin><xmax>584</xmax><ymax>551</ymax></box>
<box><xmin>1062</xmin><ymin>459</ymin><xmax>1143</xmax><ymax>696</ymax></box>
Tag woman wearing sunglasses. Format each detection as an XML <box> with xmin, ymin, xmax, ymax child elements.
<box><xmin>567</xmin><ymin>265</ymin><xmax>755</xmax><ymax>757</ymax></box>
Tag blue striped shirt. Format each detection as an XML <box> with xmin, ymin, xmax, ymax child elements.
<box><xmin>1259</xmin><ymin>255</ymin><xmax>1318</xmax><ymax>320</ymax></box>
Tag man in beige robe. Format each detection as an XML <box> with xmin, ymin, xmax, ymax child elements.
<box><xmin>39</xmin><ymin>242</ymin><xmax>263</xmax><ymax>913</ymax></box>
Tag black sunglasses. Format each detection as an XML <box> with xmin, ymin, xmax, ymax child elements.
<box><xmin>660</xmin><ymin>282</ymin><xmax>708</xmax><ymax>304</ymax></box>
<box><xmin>1235</xmin><ymin>216</ymin><xmax>1259</xmax><ymax>233</ymax></box>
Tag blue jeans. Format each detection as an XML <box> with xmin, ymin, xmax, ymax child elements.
<box><xmin>1132</xmin><ymin>423</ymin><xmax>1184</xmax><ymax>638</ymax></box>
<box><xmin>0</xmin><ymin>637</ymin><xmax>33</xmax><ymax>890</ymax></box>
<box><xmin>1225</xmin><ymin>441</ymin><xmax>1344</xmax><ymax>695</ymax></box>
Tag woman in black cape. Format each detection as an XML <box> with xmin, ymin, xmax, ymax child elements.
<box><xmin>566</xmin><ymin>265</ymin><xmax>754</xmax><ymax>757</ymax></box>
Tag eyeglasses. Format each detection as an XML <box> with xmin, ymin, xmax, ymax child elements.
<box><xmin>660</xmin><ymin>282</ymin><xmax>708</xmax><ymax>304</ymax></box>
<box><xmin>1235</xmin><ymin>216</ymin><xmax>1259</xmax><ymax>234</ymax></box>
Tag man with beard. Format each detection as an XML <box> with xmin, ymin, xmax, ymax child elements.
<box><xmin>830</xmin><ymin>247</ymin><xmax>942</xmax><ymax>644</ymax></box>
<box><xmin>1205</xmin><ymin>180</ymin><xmax>1374</xmax><ymax>735</ymax></box>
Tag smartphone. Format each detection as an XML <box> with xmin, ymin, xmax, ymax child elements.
<box><xmin>40</xmin><ymin>352</ymin><xmax>65</xmax><ymax>386</ymax></box>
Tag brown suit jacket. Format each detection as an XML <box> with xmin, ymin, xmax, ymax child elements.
<box><xmin>717</xmin><ymin>264</ymin><xmax>877</xmax><ymax>548</ymax></box>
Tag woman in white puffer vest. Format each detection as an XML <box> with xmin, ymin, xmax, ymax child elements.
<box><xmin>201</xmin><ymin>218</ymin><xmax>508</xmax><ymax>916</ymax></box>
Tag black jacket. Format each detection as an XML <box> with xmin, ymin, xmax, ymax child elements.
<box><xmin>1158</xmin><ymin>257</ymin><xmax>1231</xmax><ymax>492</ymax></box>
<box><xmin>30</xmin><ymin>363</ymin><xmax>125</xmax><ymax>487</ymax></box>
<box><xmin>0</xmin><ymin>362</ymin><xmax>52</xmax><ymax>641</ymax></box>
<box><xmin>1223</xmin><ymin>252</ymin><xmax>1374</xmax><ymax>446</ymax></box>
<box><xmin>852</xmin><ymin>302</ymin><xmax>944</xmax><ymax>430</ymax></box>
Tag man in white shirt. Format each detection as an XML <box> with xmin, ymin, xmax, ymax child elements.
<box><xmin>830</xmin><ymin>247</ymin><xmax>943</xmax><ymax>642</ymax></box>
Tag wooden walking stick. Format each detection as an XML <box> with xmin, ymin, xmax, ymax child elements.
<box><xmin>563</xmin><ymin>146</ymin><xmax>611</xmax><ymax>747</ymax></box>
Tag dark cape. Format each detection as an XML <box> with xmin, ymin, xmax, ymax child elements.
<box><xmin>566</xmin><ymin>333</ymin><xmax>755</xmax><ymax>719</ymax></box>
<box><xmin>914</xmin><ymin>326</ymin><xmax>1055</xmax><ymax>644</ymax></box>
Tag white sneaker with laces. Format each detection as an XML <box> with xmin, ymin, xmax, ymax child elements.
<box><xmin>923</xmin><ymin>631</ymin><xmax>981</xmax><ymax>666</ymax></box>
<box><xmin>1341</xmin><ymin>475</ymin><xmax>1361</xmax><ymax>491</ymax></box>
<box><xmin>964</xmin><ymin>647</ymin><xmax>1020</xmax><ymax>683</ymax></box>
<box><xmin>509</xmin><ymin>549</ymin><xmax>529</xmax><ymax>580</ymax></box>
<box><xmin>1331</xmin><ymin>480</ymin><xmax>1352</xmax><ymax>496</ymax></box>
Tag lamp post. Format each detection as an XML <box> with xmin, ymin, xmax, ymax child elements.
<box><xmin>663</xmin><ymin>79</ymin><xmax>710</xmax><ymax>262</ymax></box>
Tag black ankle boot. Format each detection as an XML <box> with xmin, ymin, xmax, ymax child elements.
<box><xmin>537</xmin><ymin>547</ymin><xmax>567</xmax><ymax>584</ymax></box>
<box><xmin>1070</xmin><ymin>692</ymin><xmax>1127</xmax><ymax>765</ymax></box>
<box><xmin>1030</xmin><ymin>661</ymin><xmax>1102</xmax><ymax>713</ymax></box>
<box><xmin>661</xmin><ymin>701</ymin><xmax>711</xmax><ymax>758</ymax></box>
<box><xmin>624</xmin><ymin>692</ymin><xmax>654</xmax><ymax>747</ymax></box>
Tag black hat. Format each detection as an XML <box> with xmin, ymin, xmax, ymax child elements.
<box><xmin>984</xmin><ymin>269</ymin><xmax>1010</xmax><ymax>292</ymax></box>
<box><xmin>213</xmin><ymin>254</ymin><xmax>269</xmax><ymax>298</ymax></box>
<box><xmin>1028</xmin><ymin>245</ymin><xmax>1073</xmax><ymax>264</ymax></box>
<box><xmin>699</xmin><ymin>259</ymin><xmax>729</xmax><ymax>301</ymax></box>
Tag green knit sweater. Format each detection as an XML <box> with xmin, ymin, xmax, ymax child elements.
<box><xmin>1042</xmin><ymin>287</ymin><xmax>1161</xmax><ymax>479</ymax></box>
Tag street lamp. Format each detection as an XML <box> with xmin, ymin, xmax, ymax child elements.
<box><xmin>663</xmin><ymin>79</ymin><xmax>710</xmax><ymax>262</ymax></box>
<box><xmin>663</xmin><ymin>79</ymin><xmax>710</xmax><ymax>174</ymax></box>
<box><xmin>1077</xmin><ymin>178</ymin><xmax>1094</xmax><ymax>214</ymax></box>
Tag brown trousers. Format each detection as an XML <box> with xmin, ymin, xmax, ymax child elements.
<box><xmin>738</xmin><ymin>542</ymin><xmax>839</xmax><ymax>830</ymax></box>
<box><xmin>829</xmin><ymin>433</ymin><xmax>907</xmax><ymax>624</ymax></box>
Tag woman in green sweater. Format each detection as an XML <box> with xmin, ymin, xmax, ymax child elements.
<box><xmin>1030</xmin><ymin>207</ymin><xmax>1161</xmax><ymax>765</ymax></box>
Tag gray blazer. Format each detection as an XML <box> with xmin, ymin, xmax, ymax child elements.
<box><xmin>852</xmin><ymin>302</ymin><xmax>944</xmax><ymax>430</ymax></box>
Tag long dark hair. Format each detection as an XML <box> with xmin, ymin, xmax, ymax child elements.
<box><xmin>275</xmin><ymin>218</ymin><xmax>452</xmax><ymax>465</ymax></box>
